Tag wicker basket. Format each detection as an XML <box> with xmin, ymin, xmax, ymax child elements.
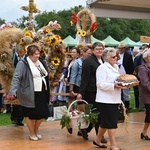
<box><xmin>68</xmin><ymin>100</ymin><xmax>90</xmax><ymax>129</ymax></box>
<box><xmin>4</xmin><ymin>99</ymin><xmax>20</xmax><ymax>105</ymax></box>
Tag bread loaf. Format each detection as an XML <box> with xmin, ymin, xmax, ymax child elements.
<box><xmin>116</xmin><ymin>74</ymin><xmax>139</xmax><ymax>87</ymax></box>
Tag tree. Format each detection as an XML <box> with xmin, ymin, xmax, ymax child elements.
<box><xmin>0</xmin><ymin>18</ymin><xmax>6</xmax><ymax>25</ymax></box>
<box><xmin>1</xmin><ymin>6</ymin><xmax>150</xmax><ymax>42</ymax></box>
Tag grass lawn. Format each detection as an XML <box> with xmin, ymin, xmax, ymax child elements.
<box><xmin>0</xmin><ymin>88</ymin><xmax>139</xmax><ymax>126</ymax></box>
<box><xmin>0</xmin><ymin>113</ymin><xmax>12</xmax><ymax>126</ymax></box>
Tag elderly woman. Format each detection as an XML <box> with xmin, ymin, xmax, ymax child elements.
<box><xmin>138</xmin><ymin>49</ymin><xmax>150</xmax><ymax>140</ymax></box>
<box><xmin>93</xmin><ymin>47</ymin><xmax>122</xmax><ymax>150</ymax></box>
<box><xmin>7</xmin><ymin>44</ymin><xmax>50</xmax><ymax>141</ymax></box>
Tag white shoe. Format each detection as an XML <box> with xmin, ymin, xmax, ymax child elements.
<box><xmin>3</xmin><ymin>109</ymin><xmax>6</xmax><ymax>113</ymax></box>
<box><xmin>29</xmin><ymin>135</ymin><xmax>38</xmax><ymax>141</ymax></box>
<box><xmin>47</xmin><ymin>117</ymin><xmax>54</xmax><ymax>121</ymax></box>
<box><xmin>36</xmin><ymin>134</ymin><xmax>42</xmax><ymax>139</ymax></box>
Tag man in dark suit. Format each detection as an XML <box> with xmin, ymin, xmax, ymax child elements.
<box><xmin>117</xmin><ymin>42</ymin><xmax>134</xmax><ymax>110</ymax></box>
<box><xmin>10</xmin><ymin>44</ymin><xmax>24</xmax><ymax>126</ymax></box>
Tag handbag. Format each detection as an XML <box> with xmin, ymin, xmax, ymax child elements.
<box><xmin>53</xmin><ymin>105</ymin><xmax>67</xmax><ymax>120</ymax></box>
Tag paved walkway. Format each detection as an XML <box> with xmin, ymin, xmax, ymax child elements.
<box><xmin>0</xmin><ymin>111</ymin><xmax>149</xmax><ymax>150</ymax></box>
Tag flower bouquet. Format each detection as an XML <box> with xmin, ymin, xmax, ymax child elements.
<box><xmin>60</xmin><ymin>100</ymin><xmax>99</xmax><ymax>130</ymax></box>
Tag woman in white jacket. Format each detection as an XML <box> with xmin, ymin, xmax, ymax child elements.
<box><xmin>93</xmin><ymin>47</ymin><xmax>122</xmax><ymax>150</ymax></box>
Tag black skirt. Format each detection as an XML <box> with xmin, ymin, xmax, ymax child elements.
<box><xmin>145</xmin><ymin>104</ymin><xmax>150</xmax><ymax>122</ymax></box>
<box><xmin>22</xmin><ymin>82</ymin><xmax>50</xmax><ymax>120</ymax></box>
<box><xmin>96</xmin><ymin>102</ymin><xmax>119</xmax><ymax>129</ymax></box>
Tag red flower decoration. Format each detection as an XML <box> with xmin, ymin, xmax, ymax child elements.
<box><xmin>90</xmin><ymin>22</ymin><xmax>98</xmax><ymax>32</ymax></box>
<box><xmin>71</xmin><ymin>12</ymin><xmax>77</xmax><ymax>24</ymax></box>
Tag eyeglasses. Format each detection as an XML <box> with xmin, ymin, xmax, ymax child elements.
<box><xmin>111</xmin><ymin>55</ymin><xmax>117</xmax><ymax>59</ymax></box>
<box><xmin>95</xmin><ymin>48</ymin><xmax>103</xmax><ymax>51</ymax></box>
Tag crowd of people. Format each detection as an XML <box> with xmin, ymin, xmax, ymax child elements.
<box><xmin>0</xmin><ymin>41</ymin><xmax>150</xmax><ymax>150</ymax></box>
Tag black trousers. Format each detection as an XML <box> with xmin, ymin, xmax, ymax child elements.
<box><xmin>145</xmin><ymin>104</ymin><xmax>150</xmax><ymax>122</ymax></box>
<box><xmin>10</xmin><ymin>105</ymin><xmax>23</xmax><ymax>122</ymax></box>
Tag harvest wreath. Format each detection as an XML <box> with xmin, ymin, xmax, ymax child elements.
<box><xmin>60</xmin><ymin>100</ymin><xmax>99</xmax><ymax>130</ymax></box>
<box><xmin>70</xmin><ymin>9</ymin><xmax>98</xmax><ymax>44</ymax></box>
<box><xmin>1</xmin><ymin>20</ymin><xmax>66</xmax><ymax>105</ymax></box>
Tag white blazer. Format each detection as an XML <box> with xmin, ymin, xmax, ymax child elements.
<box><xmin>95</xmin><ymin>62</ymin><xmax>122</xmax><ymax>104</ymax></box>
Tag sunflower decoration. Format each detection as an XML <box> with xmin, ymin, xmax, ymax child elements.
<box><xmin>17</xmin><ymin>35</ymin><xmax>34</xmax><ymax>57</ymax></box>
<box><xmin>51</xmin><ymin>57</ymin><xmax>61</xmax><ymax>67</ymax></box>
<box><xmin>77</xmin><ymin>30</ymin><xmax>86</xmax><ymax>37</ymax></box>
<box><xmin>23</xmin><ymin>31</ymin><xmax>33</xmax><ymax>37</ymax></box>
<box><xmin>77</xmin><ymin>30</ymin><xmax>82</xmax><ymax>36</ymax></box>
<box><xmin>43</xmin><ymin>28</ymin><xmax>51</xmax><ymax>35</ymax></box>
<box><xmin>46</xmin><ymin>35</ymin><xmax>59</xmax><ymax>47</ymax></box>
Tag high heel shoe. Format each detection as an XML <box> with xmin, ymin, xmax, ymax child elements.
<box><xmin>140</xmin><ymin>133</ymin><xmax>150</xmax><ymax>140</ymax></box>
<box><xmin>67</xmin><ymin>128</ymin><xmax>72</xmax><ymax>134</ymax></box>
<box><xmin>93</xmin><ymin>141</ymin><xmax>107</xmax><ymax>148</ymax></box>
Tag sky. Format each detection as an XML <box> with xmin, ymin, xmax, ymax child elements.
<box><xmin>0</xmin><ymin>0</ymin><xmax>86</xmax><ymax>22</ymax></box>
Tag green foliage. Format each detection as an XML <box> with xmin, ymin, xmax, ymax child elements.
<box><xmin>0</xmin><ymin>18</ymin><xmax>6</xmax><ymax>26</ymax></box>
<box><xmin>60</xmin><ymin>115</ymin><xmax>71</xmax><ymax>129</ymax></box>
<box><xmin>89</xmin><ymin>112</ymin><xmax>100</xmax><ymax>127</ymax></box>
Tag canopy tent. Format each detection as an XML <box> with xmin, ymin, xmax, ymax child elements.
<box><xmin>63</xmin><ymin>35</ymin><xmax>77</xmax><ymax>47</ymax></box>
<box><xmin>91</xmin><ymin>36</ymin><xmax>101</xmax><ymax>43</ymax></box>
<box><xmin>102</xmin><ymin>35</ymin><xmax>119</xmax><ymax>47</ymax></box>
<box><xmin>120</xmin><ymin>37</ymin><xmax>141</xmax><ymax>47</ymax></box>
<box><xmin>137</xmin><ymin>41</ymin><xmax>149</xmax><ymax>47</ymax></box>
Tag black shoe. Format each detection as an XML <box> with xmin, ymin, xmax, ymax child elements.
<box><xmin>101</xmin><ymin>136</ymin><xmax>108</xmax><ymax>143</ymax></box>
<box><xmin>67</xmin><ymin>128</ymin><xmax>72</xmax><ymax>134</ymax></box>
<box><xmin>77</xmin><ymin>131</ymin><xmax>82</xmax><ymax>136</ymax></box>
<box><xmin>80</xmin><ymin>129</ymin><xmax>88</xmax><ymax>140</ymax></box>
<box><xmin>12</xmin><ymin>120</ymin><xmax>17</xmax><ymax>125</ymax></box>
<box><xmin>16</xmin><ymin>122</ymin><xmax>24</xmax><ymax>126</ymax></box>
<box><xmin>6</xmin><ymin>111</ymin><xmax>11</xmax><ymax>114</ymax></box>
<box><xmin>93</xmin><ymin>141</ymin><xmax>107</xmax><ymax>148</ymax></box>
<box><xmin>141</xmin><ymin>133</ymin><xmax>150</xmax><ymax>140</ymax></box>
